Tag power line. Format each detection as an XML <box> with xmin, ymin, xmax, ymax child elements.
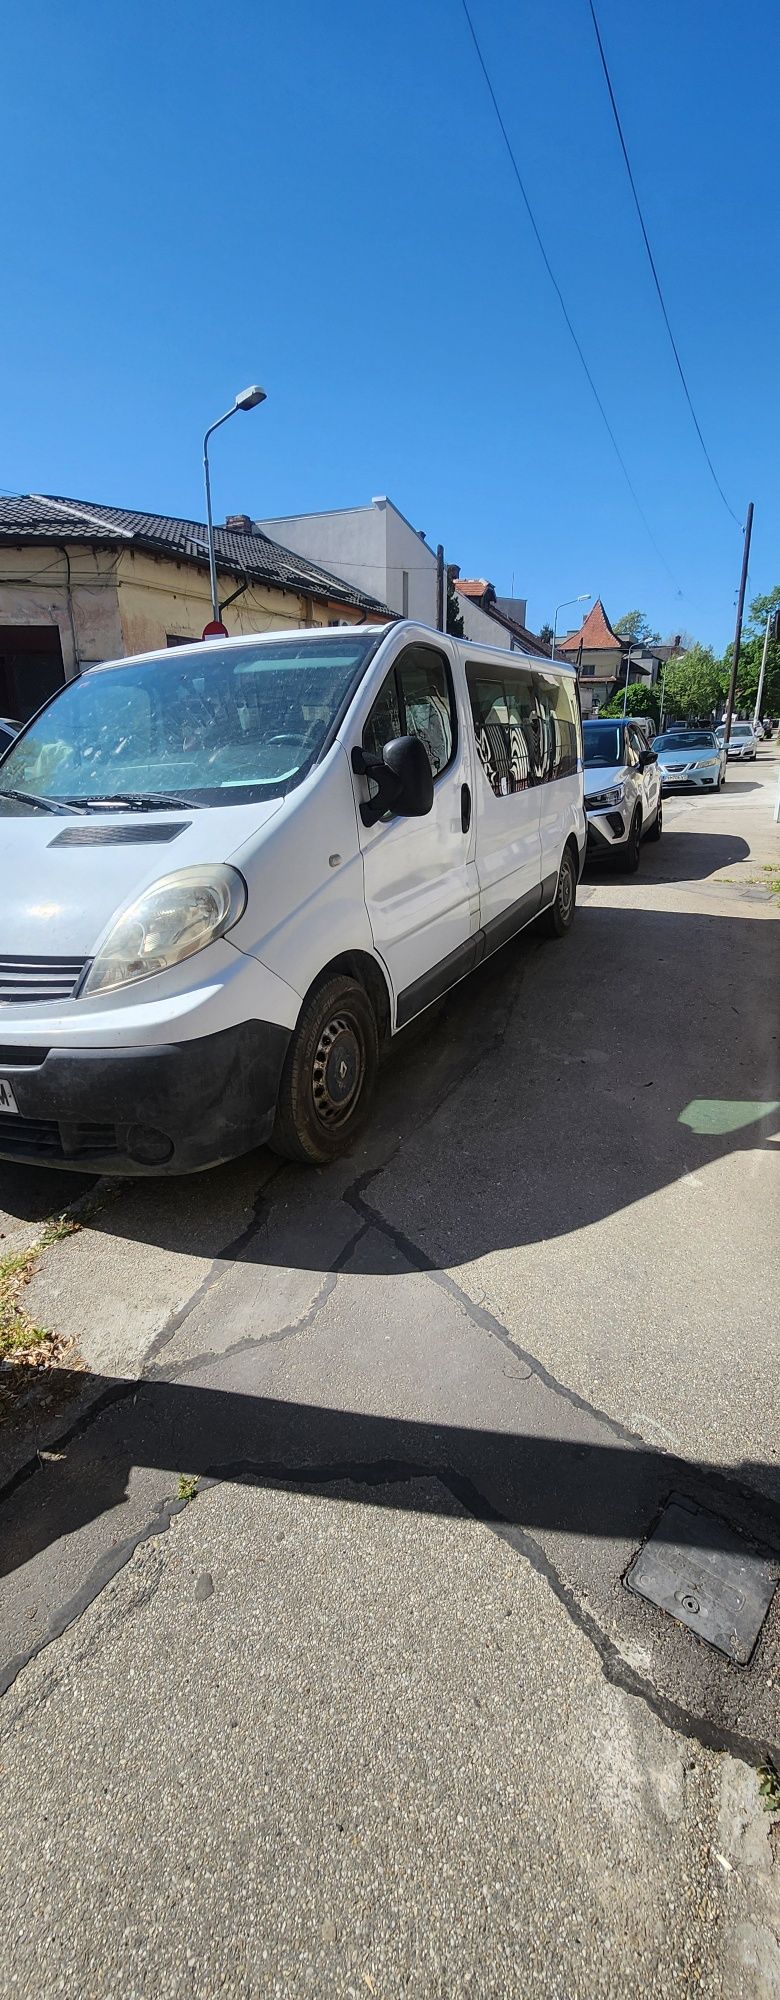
<box><xmin>586</xmin><ymin>0</ymin><xmax>741</xmax><ymax>528</ymax></box>
<box><xmin>459</xmin><ymin>0</ymin><xmax>687</xmax><ymax>598</ymax></box>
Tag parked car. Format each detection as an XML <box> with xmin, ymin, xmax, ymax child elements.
<box><xmin>0</xmin><ymin>717</ymin><xmax>20</xmax><ymax>756</ymax></box>
<box><xmin>0</xmin><ymin>623</ymin><xmax>585</xmax><ymax>1173</ymax></box>
<box><xmin>582</xmin><ymin>717</ymin><xmax>662</xmax><ymax>869</ymax></box>
<box><xmin>626</xmin><ymin>715</ymin><xmax>657</xmax><ymax>747</ymax></box>
<box><xmin>716</xmin><ymin>721</ymin><xmax>761</xmax><ymax>761</ymax></box>
<box><xmin>652</xmin><ymin>728</ymin><xmax>726</xmax><ymax>791</ymax></box>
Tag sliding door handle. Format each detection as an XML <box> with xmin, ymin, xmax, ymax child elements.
<box><xmin>461</xmin><ymin>782</ymin><xmax>472</xmax><ymax>833</ymax></box>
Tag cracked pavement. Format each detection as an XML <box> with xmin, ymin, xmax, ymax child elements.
<box><xmin>1</xmin><ymin>758</ymin><xmax>779</xmax><ymax>1996</ymax></box>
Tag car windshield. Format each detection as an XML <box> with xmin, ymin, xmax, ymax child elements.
<box><xmin>730</xmin><ymin>724</ymin><xmax>753</xmax><ymax>736</ymax></box>
<box><xmin>653</xmin><ymin>732</ymin><xmax>717</xmax><ymax>750</ymax></box>
<box><xmin>582</xmin><ymin>724</ymin><xmax>622</xmax><ymax>766</ymax></box>
<box><xmin>0</xmin><ymin>633</ymin><xmax>380</xmax><ymax>810</ymax></box>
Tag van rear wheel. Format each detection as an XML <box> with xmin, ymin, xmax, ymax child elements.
<box><xmin>271</xmin><ymin>975</ymin><xmax>379</xmax><ymax>1165</ymax></box>
<box><xmin>541</xmin><ymin>846</ymin><xmax>577</xmax><ymax>938</ymax></box>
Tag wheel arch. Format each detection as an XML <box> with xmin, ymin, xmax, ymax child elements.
<box><xmin>302</xmin><ymin>950</ymin><xmax>392</xmax><ymax>1043</ymax></box>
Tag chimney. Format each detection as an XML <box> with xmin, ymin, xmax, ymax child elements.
<box><xmin>225</xmin><ymin>514</ymin><xmax>252</xmax><ymax>533</ymax></box>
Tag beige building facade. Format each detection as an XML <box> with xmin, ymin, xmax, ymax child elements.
<box><xmin>0</xmin><ymin>496</ymin><xmax>389</xmax><ymax>721</ymax></box>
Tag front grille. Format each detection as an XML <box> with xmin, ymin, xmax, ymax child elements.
<box><xmin>0</xmin><ymin>1115</ymin><xmax>117</xmax><ymax>1161</ymax></box>
<box><xmin>0</xmin><ymin>956</ymin><xmax>88</xmax><ymax>1005</ymax></box>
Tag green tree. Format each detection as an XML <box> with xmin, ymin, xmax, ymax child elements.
<box><xmin>598</xmin><ymin>683</ymin><xmax>661</xmax><ymax>724</ymax></box>
<box><xmin>538</xmin><ymin>621</ymin><xmax>554</xmax><ymax>649</ymax></box>
<box><xmin>728</xmin><ymin>585</ymin><xmax>780</xmax><ymax>716</ymax></box>
<box><xmin>613</xmin><ymin>610</ymin><xmax>660</xmax><ymax>645</ymax></box>
<box><xmin>446</xmin><ymin>568</ymin><xmax>464</xmax><ymax>637</ymax></box>
<box><xmin>661</xmin><ymin>644</ymin><xmax>726</xmax><ymax>722</ymax></box>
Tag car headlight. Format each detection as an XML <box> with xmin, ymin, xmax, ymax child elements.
<box><xmin>698</xmin><ymin>758</ymin><xmax>719</xmax><ymax>770</ymax></box>
<box><xmin>605</xmin><ymin>784</ymin><xmax>625</xmax><ymax>806</ymax></box>
<box><xmin>80</xmin><ymin>865</ymin><xmax>247</xmax><ymax>998</ymax></box>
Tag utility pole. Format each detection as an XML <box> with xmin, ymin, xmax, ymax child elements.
<box><xmin>436</xmin><ymin>545</ymin><xmax>445</xmax><ymax>632</ymax></box>
<box><xmin>722</xmin><ymin>502</ymin><xmax>754</xmax><ymax>744</ymax></box>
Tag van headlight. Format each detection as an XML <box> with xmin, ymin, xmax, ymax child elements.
<box><xmin>605</xmin><ymin>784</ymin><xmax>625</xmax><ymax>806</ymax></box>
<box><xmin>80</xmin><ymin>866</ymin><xmax>247</xmax><ymax>998</ymax></box>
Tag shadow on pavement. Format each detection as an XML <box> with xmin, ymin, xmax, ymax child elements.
<box><xmin>2</xmin><ymin>1373</ymin><xmax>780</xmax><ymax>1588</ymax></box>
<box><xmin>583</xmin><ymin>829</ymin><xmax>750</xmax><ymax>881</ymax></box>
<box><xmin>0</xmin><ymin>896</ymin><xmax>777</xmax><ymax>1273</ymax></box>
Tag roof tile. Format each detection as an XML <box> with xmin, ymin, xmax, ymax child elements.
<box><xmin>0</xmin><ymin>495</ymin><xmax>390</xmax><ymax>616</ymax></box>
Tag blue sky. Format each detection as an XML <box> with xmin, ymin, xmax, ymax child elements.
<box><xmin>3</xmin><ymin>0</ymin><xmax>777</xmax><ymax>648</ymax></box>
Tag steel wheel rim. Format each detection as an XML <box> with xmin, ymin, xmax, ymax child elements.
<box><xmin>311</xmin><ymin>1013</ymin><xmax>365</xmax><ymax>1128</ymax></box>
<box><xmin>559</xmin><ymin>856</ymin><xmax>574</xmax><ymax>922</ymax></box>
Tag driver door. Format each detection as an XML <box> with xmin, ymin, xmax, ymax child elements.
<box><xmin>351</xmin><ymin>639</ymin><xmax>479</xmax><ymax>1027</ymax></box>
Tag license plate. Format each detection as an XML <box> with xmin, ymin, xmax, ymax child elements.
<box><xmin>0</xmin><ymin>1079</ymin><xmax>19</xmax><ymax>1116</ymax></box>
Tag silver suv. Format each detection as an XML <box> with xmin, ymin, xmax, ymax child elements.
<box><xmin>583</xmin><ymin>718</ymin><xmax>662</xmax><ymax>871</ymax></box>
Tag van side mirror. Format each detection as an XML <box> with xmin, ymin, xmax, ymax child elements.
<box><xmin>352</xmin><ymin>735</ymin><xmax>434</xmax><ymax>827</ymax></box>
<box><xmin>639</xmin><ymin>747</ymin><xmax>657</xmax><ymax>767</ymax></box>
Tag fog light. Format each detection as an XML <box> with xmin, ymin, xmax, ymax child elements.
<box><xmin>127</xmin><ymin>1124</ymin><xmax>174</xmax><ymax>1165</ymax></box>
<box><xmin>607</xmin><ymin>811</ymin><xmax>625</xmax><ymax>836</ymax></box>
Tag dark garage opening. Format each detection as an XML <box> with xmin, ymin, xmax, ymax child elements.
<box><xmin>0</xmin><ymin>624</ymin><xmax>67</xmax><ymax>722</ymax></box>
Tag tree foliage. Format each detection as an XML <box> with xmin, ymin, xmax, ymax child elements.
<box><xmin>598</xmin><ymin>683</ymin><xmax>661</xmax><ymax>723</ymax></box>
<box><xmin>728</xmin><ymin>585</ymin><xmax>780</xmax><ymax>716</ymax></box>
<box><xmin>661</xmin><ymin>644</ymin><xmax>726</xmax><ymax>722</ymax></box>
<box><xmin>538</xmin><ymin>622</ymin><xmax>554</xmax><ymax>648</ymax></box>
<box><xmin>446</xmin><ymin>568</ymin><xmax>464</xmax><ymax>637</ymax></box>
<box><xmin>613</xmin><ymin>610</ymin><xmax>660</xmax><ymax>645</ymax></box>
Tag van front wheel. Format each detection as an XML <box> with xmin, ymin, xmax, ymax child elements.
<box><xmin>271</xmin><ymin>975</ymin><xmax>379</xmax><ymax>1164</ymax></box>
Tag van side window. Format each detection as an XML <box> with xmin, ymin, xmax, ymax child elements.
<box><xmin>466</xmin><ymin>663</ymin><xmax>537</xmax><ymax>795</ymax></box>
<box><xmin>363</xmin><ymin>644</ymin><xmax>455</xmax><ymax>779</ymax></box>
<box><xmin>532</xmin><ymin>672</ymin><xmax>581</xmax><ymax>781</ymax></box>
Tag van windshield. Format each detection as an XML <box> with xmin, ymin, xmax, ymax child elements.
<box><xmin>0</xmin><ymin>633</ymin><xmax>381</xmax><ymax>810</ymax></box>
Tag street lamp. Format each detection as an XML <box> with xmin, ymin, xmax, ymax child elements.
<box><xmin>622</xmin><ymin>644</ymin><xmax>643</xmax><ymax>717</ymax></box>
<box><xmin>551</xmin><ymin>593</ymin><xmax>590</xmax><ymax>661</ymax></box>
<box><xmin>203</xmin><ymin>386</ymin><xmax>267</xmax><ymax>630</ymax></box>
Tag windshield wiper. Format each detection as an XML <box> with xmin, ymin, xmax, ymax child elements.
<box><xmin>72</xmin><ymin>791</ymin><xmax>200</xmax><ymax>813</ymax></box>
<box><xmin>0</xmin><ymin>787</ymin><xmax>86</xmax><ymax>816</ymax></box>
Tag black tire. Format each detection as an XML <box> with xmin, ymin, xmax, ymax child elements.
<box><xmin>622</xmin><ymin>808</ymin><xmax>642</xmax><ymax>874</ymax></box>
<box><xmin>541</xmin><ymin>845</ymin><xmax>577</xmax><ymax>938</ymax></box>
<box><xmin>647</xmin><ymin>795</ymin><xmax>663</xmax><ymax>841</ymax></box>
<box><xmin>271</xmin><ymin>975</ymin><xmax>379</xmax><ymax>1165</ymax></box>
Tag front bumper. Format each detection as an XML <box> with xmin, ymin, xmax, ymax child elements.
<box><xmin>659</xmin><ymin>766</ymin><xmax>720</xmax><ymax>790</ymax></box>
<box><xmin>585</xmin><ymin>806</ymin><xmax>629</xmax><ymax>852</ymax></box>
<box><xmin>0</xmin><ymin>1019</ymin><xmax>291</xmax><ymax>1175</ymax></box>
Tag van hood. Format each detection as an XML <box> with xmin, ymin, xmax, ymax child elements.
<box><xmin>0</xmin><ymin>799</ymin><xmax>283</xmax><ymax>957</ymax></box>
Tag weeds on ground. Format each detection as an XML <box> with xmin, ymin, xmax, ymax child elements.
<box><xmin>757</xmin><ymin>1758</ymin><xmax>780</xmax><ymax>1815</ymax></box>
<box><xmin>0</xmin><ymin>1216</ymin><xmax>83</xmax><ymax>1362</ymax></box>
<box><xmin>177</xmin><ymin>1475</ymin><xmax>198</xmax><ymax>1505</ymax></box>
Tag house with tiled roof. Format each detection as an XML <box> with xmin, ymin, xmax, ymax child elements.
<box><xmin>0</xmin><ymin>494</ymin><xmax>390</xmax><ymax>720</ymax></box>
<box><xmin>453</xmin><ymin>577</ymin><xmax>543</xmax><ymax>656</ymax></box>
<box><xmin>557</xmin><ymin>598</ymin><xmax>662</xmax><ymax>716</ymax></box>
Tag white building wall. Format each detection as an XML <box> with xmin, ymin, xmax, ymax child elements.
<box><xmin>382</xmin><ymin>500</ymin><xmax>437</xmax><ymax>624</ymax></box>
<box><xmin>255</xmin><ymin>497</ymin><xmax>437</xmax><ymax>623</ymax></box>
<box><xmin>456</xmin><ymin>595</ymin><xmax>513</xmax><ymax>651</ymax></box>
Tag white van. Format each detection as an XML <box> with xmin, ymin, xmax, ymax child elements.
<box><xmin>0</xmin><ymin>623</ymin><xmax>585</xmax><ymax>1172</ymax></box>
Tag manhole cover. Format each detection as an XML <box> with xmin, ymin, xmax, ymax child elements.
<box><xmin>625</xmin><ymin>1493</ymin><xmax>778</xmax><ymax>1664</ymax></box>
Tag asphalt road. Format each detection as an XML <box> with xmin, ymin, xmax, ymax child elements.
<box><xmin>1</xmin><ymin>752</ymin><xmax>779</xmax><ymax>1998</ymax></box>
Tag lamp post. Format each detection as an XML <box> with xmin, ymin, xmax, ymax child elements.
<box><xmin>203</xmin><ymin>386</ymin><xmax>267</xmax><ymax>630</ymax></box>
<box><xmin>551</xmin><ymin>593</ymin><xmax>590</xmax><ymax>661</ymax></box>
<box><xmin>622</xmin><ymin>644</ymin><xmax>642</xmax><ymax>717</ymax></box>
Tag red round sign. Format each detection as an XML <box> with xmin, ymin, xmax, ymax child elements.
<box><xmin>202</xmin><ymin>619</ymin><xmax>228</xmax><ymax>639</ymax></box>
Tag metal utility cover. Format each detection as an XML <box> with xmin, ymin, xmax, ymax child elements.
<box><xmin>625</xmin><ymin>1493</ymin><xmax>778</xmax><ymax>1664</ymax></box>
